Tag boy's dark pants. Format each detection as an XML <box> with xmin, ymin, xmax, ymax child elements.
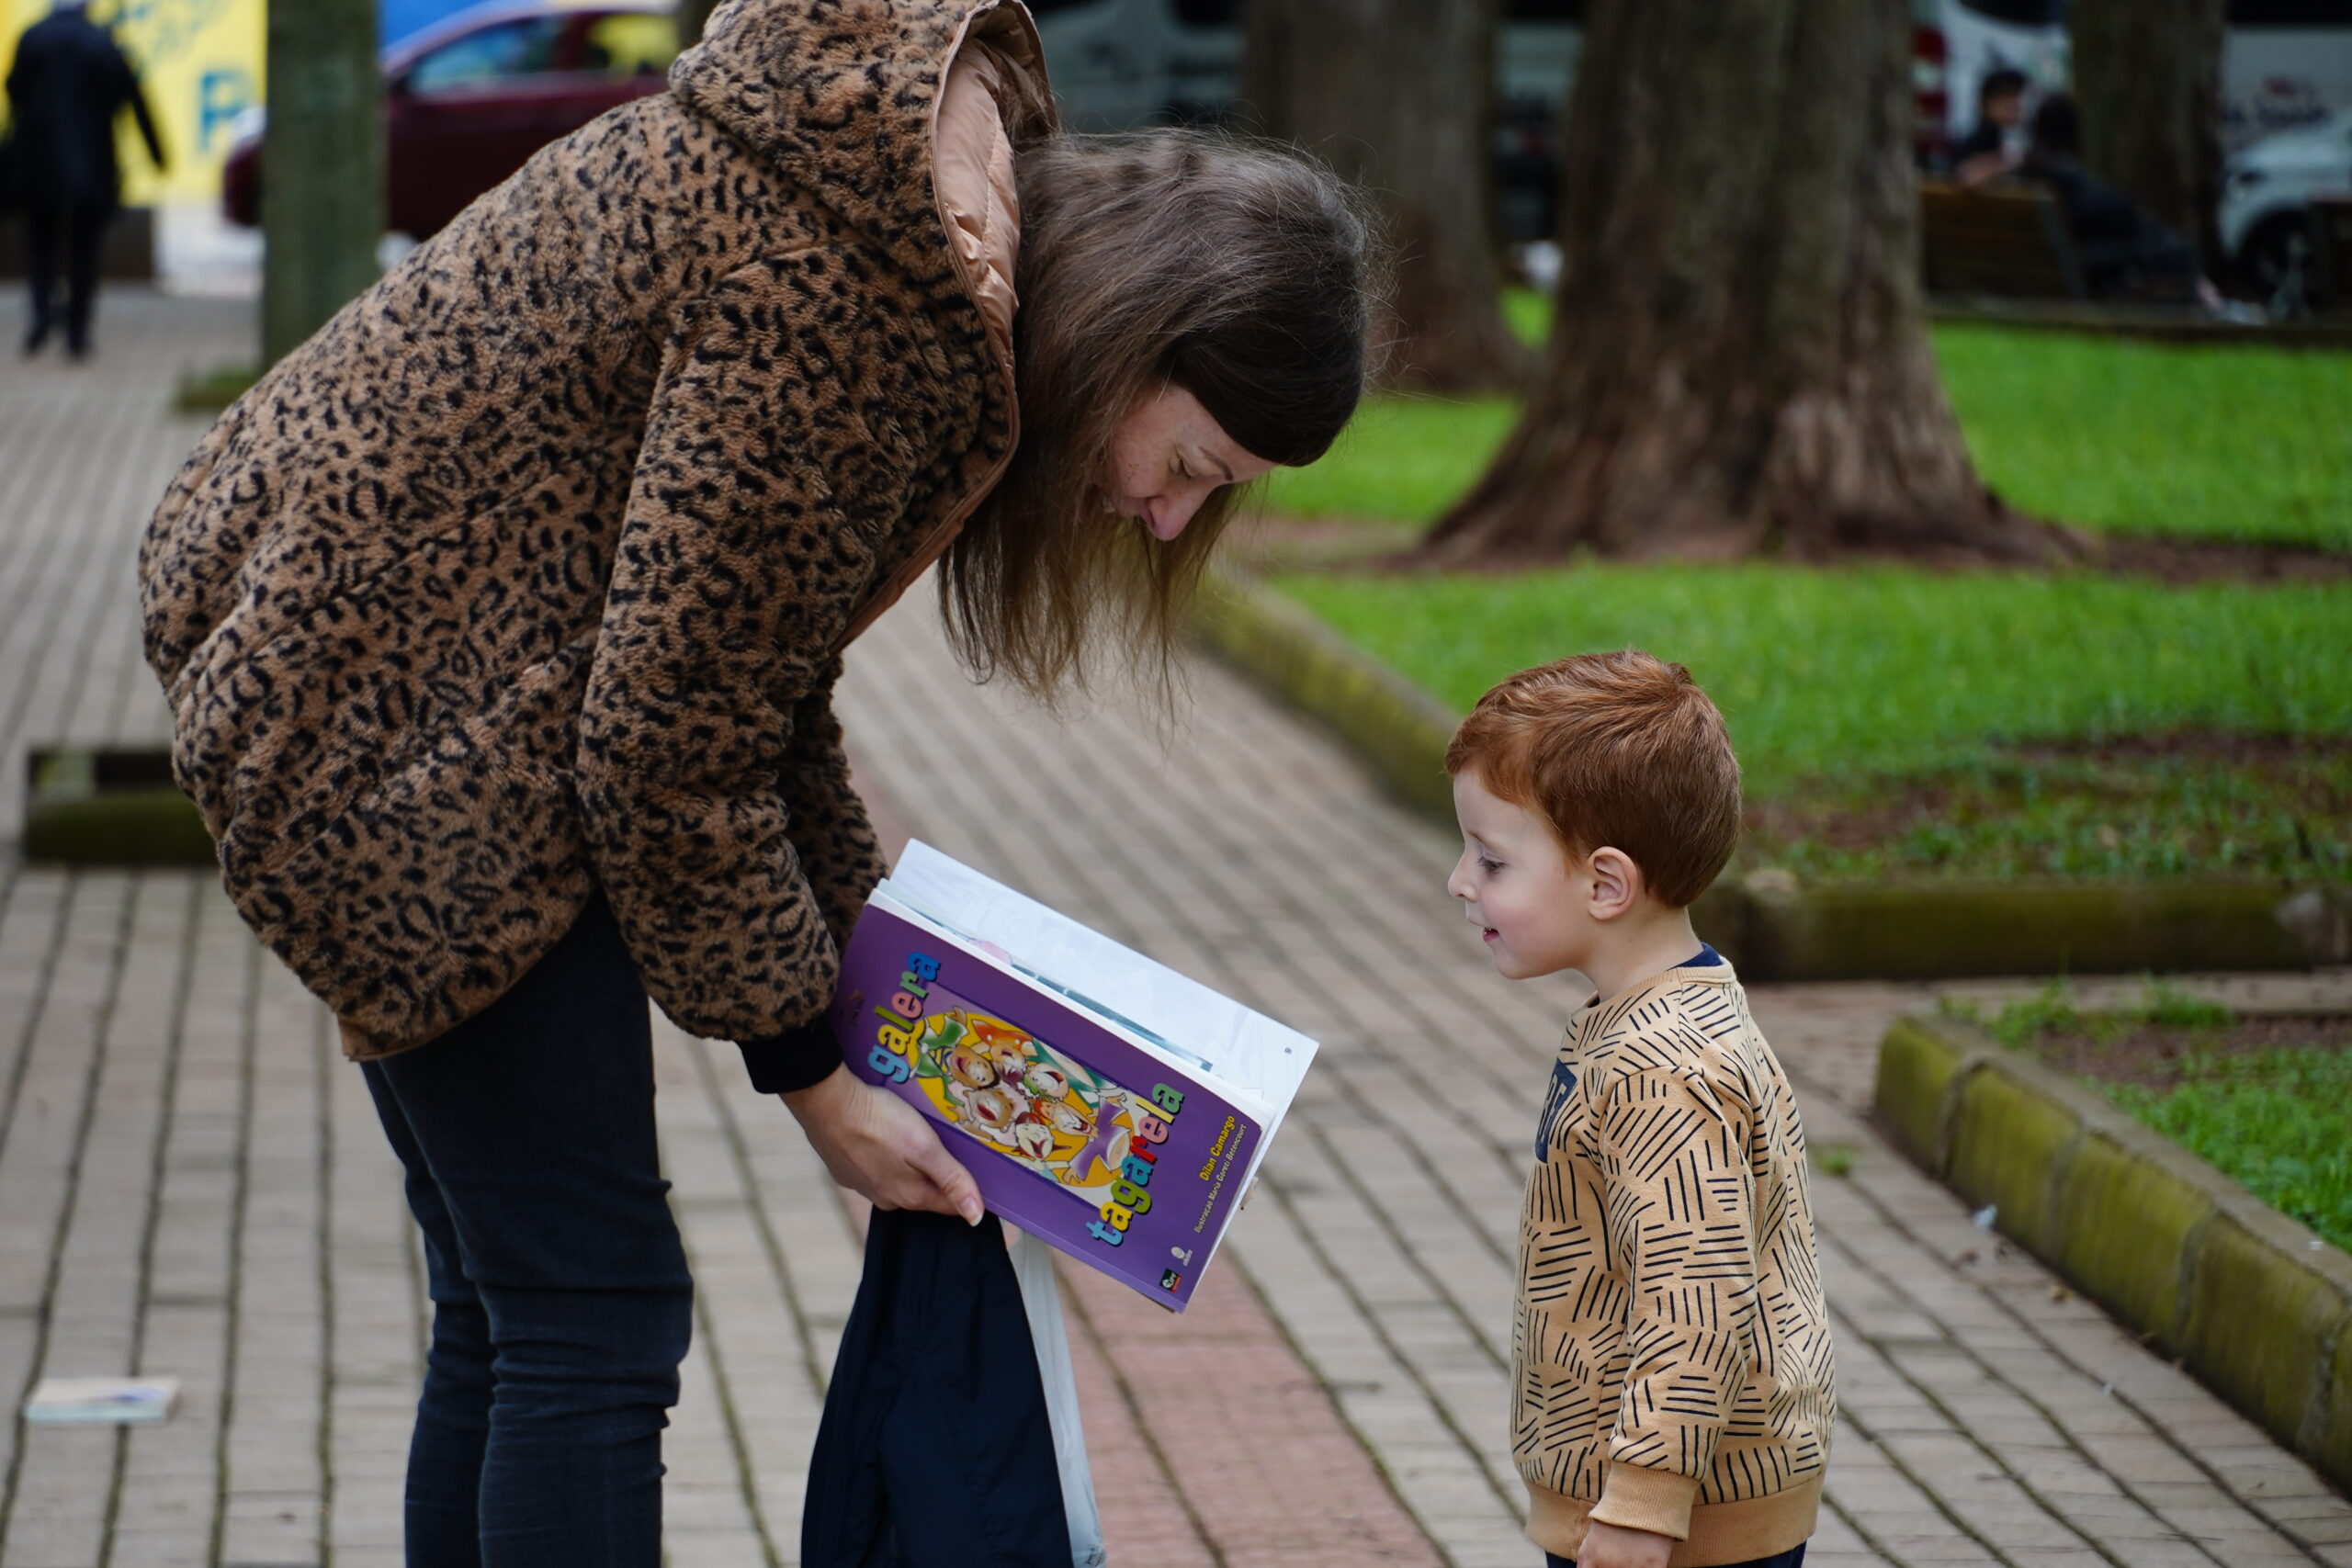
<box><xmin>1547</xmin><ymin>1543</ymin><xmax>1806</xmax><ymax>1568</ymax></box>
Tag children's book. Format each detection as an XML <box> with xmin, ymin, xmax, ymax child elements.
<box><xmin>830</xmin><ymin>841</ymin><xmax>1318</xmax><ymax>1310</ymax></box>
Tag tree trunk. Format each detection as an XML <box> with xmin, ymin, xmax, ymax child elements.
<box><xmin>1242</xmin><ymin>0</ymin><xmax>1532</xmax><ymax>392</ymax></box>
<box><xmin>2073</xmin><ymin>0</ymin><xmax>2227</xmax><ymax>268</ymax></box>
<box><xmin>1419</xmin><ymin>0</ymin><xmax>2072</xmax><ymax>566</ymax></box>
<box><xmin>261</xmin><ymin>0</ymin><xmax>383</xmax><ymax>366</ymax></box>
<box><xmin>675</xmin><ymin>0</ymin><xmax>720</xmax><ymax>50</ymax></box>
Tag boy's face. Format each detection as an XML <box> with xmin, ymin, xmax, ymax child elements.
<box><xmin>1446</xmin><ymin>770</ymin><xmax>1595</xmax><ymax>981</ymax></box>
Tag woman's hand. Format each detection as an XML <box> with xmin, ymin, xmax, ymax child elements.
<box><xmin>1578</xmin><ymin>1521</ymin><xmax>1674</xmax><ymax>1568</ymax></box>
<box><xmin>781</xmin><ymin>1066</ymin><xmax>984</xmax><ymax>1224</ymax></box>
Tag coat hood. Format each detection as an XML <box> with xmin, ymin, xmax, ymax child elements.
<box><xmin>670</xmin><ymin>0</ymin><xmax>1046</xmax><ymax>289</ymax></box>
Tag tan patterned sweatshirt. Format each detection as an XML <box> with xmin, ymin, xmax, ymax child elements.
<box><xmin>1516</xmin><ymin>955</ymin><xmax>1836</xmax><ymax>1565</ymax></box>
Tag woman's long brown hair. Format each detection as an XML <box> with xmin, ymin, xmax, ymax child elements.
<box><xmin>942</xmin><ymin>127</ymin><xmax>1380</xmax><ymax>700</ymax></box>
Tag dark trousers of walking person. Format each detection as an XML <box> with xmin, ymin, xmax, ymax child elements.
<box><xmin>362</xmin><ymin>892</ymin><xmax>693</xmax><ymax>1566</ymax></box>
<box><xmin>21</xmin><ymin>200</ymin><xmax>108</xmax><ymax>356</ymax></box>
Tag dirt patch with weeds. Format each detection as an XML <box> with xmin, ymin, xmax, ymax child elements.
<box><xmin>2088</xmin><ymin>532</ymin><xmax>2352</xmax><ymax>585</ymax></box>
<box><xmin>1742</xmin><ymin>732</ymin><xmax>2350</xmax><ymax>883</ymax></box>
<box><xmin>2021</xmin><ymin>1013</ymin><xmax>2352</xmax><ymax>1089</ymax></box>
<box><xmin>1234</xmin><ymin>511</ymin><xmax>2352</xmax><ymax>584</ymax></box>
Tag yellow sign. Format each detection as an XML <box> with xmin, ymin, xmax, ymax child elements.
<box><xmin>2</xmin><ymin>0</ymin><xmax>266</xmax><ymax>203</ymax></box>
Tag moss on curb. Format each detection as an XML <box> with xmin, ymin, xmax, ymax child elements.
<box><xmin>2050</xmin><ymin>1131</ymin><xmax>2210</xmax><ymax>1343</ymax></box>
<box><xmin>1875</xmin><ymin>1010</ymin><xmax>2352</xmax><ymax>1492</ymax></box>
<box><xmin>1949</xmin><ymin>1067</ymin><xmax>2079</xmax><ymax>1258</ymax></box>
<box><xmin>2184</xmin><ymin>1213</ymin><xmax>2349</xmax><ymax>1453</ymax></box>
<box><xmin>1195</xmin><ymin>567</ymin><xmax>2349</xmax><ymax>980</ymax></box>
<box><xmin>22</xmin><ymin>747</ymin><xmax>217</xmax><ymax>868</ymax></box>
<box><xmin>2319</xmin><ymin>1325</ymin><xmax>2352</xmax><ymax>1483</ymax></box>
<box><xmin>23</xmin><ymin>789</ymin><xmax>216</xmax><ymax>867</ymax></box>
<box><xmin>1874</xmin><ymin>1016</ymin><xmax>1963</xmax><ymax>1169</ymax></box>
<box><xmin>1746</xmin><ymin>880</ymin><xmax>2325</xmax><ymax>977</ymax></box>
<box><xmin>1195</xmin><ymin>570</ymin><xmax>1458</xmax><ymax>818</ymax></box>
<box><xmin>173</xmin><ymin>363</ymin><xmax>258</xmax><ymax>417</ymax></box>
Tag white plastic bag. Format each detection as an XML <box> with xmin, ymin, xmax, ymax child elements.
<box><xmin>1007</xmin><ymin>1225</ymin><xmax>1107</xmax><ymax>1568</ymax></box>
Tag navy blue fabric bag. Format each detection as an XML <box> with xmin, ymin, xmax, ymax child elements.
<box><xmin>802</xmin><ymin>1208</ymin><xmax>1073</xmax><ymax>1568</ymax></box>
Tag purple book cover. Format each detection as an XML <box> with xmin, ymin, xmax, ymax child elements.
<box><xmin>829</xmin><ymin>899</ymin><xmax>1261</xmax><ymax>1311</ymax></box>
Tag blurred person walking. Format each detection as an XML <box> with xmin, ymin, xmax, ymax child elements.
<box><xmin>138</xmin><ymin>0</ymin><xmax>1375</xmax><ymax>1561</ymax></box>
<box><xmin>3</xmin><ymin>0</ymin><xmax>164</xmax><ymax>358</ymax></box>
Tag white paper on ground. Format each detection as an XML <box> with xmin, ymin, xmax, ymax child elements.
<box><xmin>24</xmin><ymin>1376</ymin><xmax>180</xmax><ymax>1424</ymax></box>
<box><xmin>1007</xmin><ymin>1224</ymin><xmax>1107</xmax><ymax>1568</ymax></box>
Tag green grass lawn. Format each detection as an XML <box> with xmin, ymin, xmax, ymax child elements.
<box><xmin>1935</xmin><ymin>328</ymin><xmax>2352</xmax><ymax>551</ymax></box>
<box><xmin>1262</xmin><ymin>315</ymin><xmax>2352</xmax><ymax>551</ymax></box>
<box><xmin>2108</xmin><ymin>1049</ymin><xmax>2352</xmax><ymax>1251</ymax></box>
<box><xmin>1261</xmin><ymin>394</ymin><xmax>1521</xmax><ymax>525</ymax></box>
<box><xmin>1257</xmin><ymin>299</ymin><xmax>2352</xmax><ymax>879</ymax></box>
<box><xmin>1976</xmin><ymin>988</ymin><xmax>2352</xmax><ymax>1252</ymax></box>
<box><xmin>1278</xmin><ymin>564</ymin><xmax>2351</xmax><ymax>881</ymax></box>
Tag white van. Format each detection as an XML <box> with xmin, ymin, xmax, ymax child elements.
<box><xmin>2223</xmin><ymin>0</ymin><xmax>2352</xmax><ymax>147</ymax></box>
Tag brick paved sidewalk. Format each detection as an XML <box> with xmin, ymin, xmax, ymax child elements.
<box><xmin>2</xmin><ymin>284</ymin><xmax>2347</xmax><ymax>1566</ymax></box>
<box><xmin>837</xmin><ymin>607</ymin><xmax>2352</xmax><ymax>1568</ymax></box>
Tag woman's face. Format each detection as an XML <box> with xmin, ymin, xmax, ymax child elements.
<box><xmin>1100</xmin><ymin>384</ymin><xmax>1279</xmax><ymax>542</ymax></box>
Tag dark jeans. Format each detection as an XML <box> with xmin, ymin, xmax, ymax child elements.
<box><xmin>22</xmin><ymin>201</ymin><xmax>107</xmax><ymax>354</ymax></box>
<box><xmin>363</xmin><ymin>893</ymin><xmax>693</xmax><ymax>1567</ymax></box>
<box><xmin>1548</xmin><ymin>1542</ymin><xmax>1805</xmax><ymax>1568</ymax></box>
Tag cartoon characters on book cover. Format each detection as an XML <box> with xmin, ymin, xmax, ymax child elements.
<box><xmin>839</xmin><ymin>918</ymin><xmax>1225</xmax><ymax>1301</ymax></box>
<box><xmin>903</xmin><ymin>998</ymin><xmax>1142</xmax><ymax>1207</ymax></box>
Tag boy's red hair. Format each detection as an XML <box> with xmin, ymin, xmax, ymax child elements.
<box><xmin>1443</xmin><ymin>651</ymin><xmax>1741</xmax><ymax>908</ymax></box>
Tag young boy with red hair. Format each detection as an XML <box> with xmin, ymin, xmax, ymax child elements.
<box><xmin>1445</xmin><ymin>652</ymin><xmax>1836</xmax><ymax>1568</ymax></box>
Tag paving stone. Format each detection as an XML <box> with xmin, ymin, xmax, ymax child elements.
<box><xmin>5</xmin><ymin>283</ymin><xmax>2349</xmax><ymax>1567</ymax></box>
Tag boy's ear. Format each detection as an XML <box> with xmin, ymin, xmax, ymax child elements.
<box><xmin>1585</xmin><ymin>846</ymin><xmax>1643</xmax><ymax>920</ymax></box>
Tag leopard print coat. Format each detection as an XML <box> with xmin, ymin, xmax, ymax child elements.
<box><xmin>138</xmin><ymin>0</ymin><xmax>1044</xmax><ymax>1069</ymax></box>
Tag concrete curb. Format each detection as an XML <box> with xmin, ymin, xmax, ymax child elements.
<box><xmin>1927</xmin><ymin>296</ymin><xmax>2352</xmax><ymax>350</ymax></box>
<box><xmin>1194</xmin><ymin>570</ymin><xmax>1461</xmax><ymax>819</ymax></box>
<box><xmin>22</xmin><ymin>746</ymin><xmax>216</xmax><ymax>867</ymax></box>
<box><xmin>1875</xmin><ymin>1010</ymin><xmax>2352</xmax><ymax>1493</ymax></box>
<box><xmin>1192</xmin><ymin>567</ymin><xmax>2351</xmax><ymax>980</ymax></box>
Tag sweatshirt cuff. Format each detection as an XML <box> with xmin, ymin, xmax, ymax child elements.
<box><xmin>1589</xmin><ymin>1461</ymin><xmax>1701</xmax><ymax>1541</ymax></box>
<box><xmin>735</xmin><ymin>1018</ymin><xmax>843</xmax><ymax>1095</ymax></box>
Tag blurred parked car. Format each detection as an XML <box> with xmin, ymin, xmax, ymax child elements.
<box><xmin>2221</xmin><ymin>109</ymin><xmax>2352</xmax><ymax>293</ymax></box>
<box><xmin>222</xmin><ymin>0</ymin><xmax>676</xmax><ymax>239</ymax></box>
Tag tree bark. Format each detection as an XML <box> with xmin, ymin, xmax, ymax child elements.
<box><xmin>675</xmin><ymin>0</ymin><xmax>720</xmax><ymax>50</ymax></box>
<box><xmin>261</xmin><ymin>0</ymin><xmax>383</xmax><ymax>366</ymax></box>
<box><xmin>1242</xmin><ymin>0</ymin><xmax>1532</xmax><ymax>392</ymax></box>
<box><xmin>1419</xmin><ymin>0</ymin><xmax>2072</xmax><ymax>566</ymax></box>
<box><xmin>2073</xmin><ymin>0</ymin><xmax>2227</xmax><ymax>267</ymax></box>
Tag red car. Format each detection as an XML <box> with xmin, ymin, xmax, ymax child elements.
<box><xmin>222</xmin><ymin>0</ymin><xmax>677</xmax><ymax>239</ymax></box>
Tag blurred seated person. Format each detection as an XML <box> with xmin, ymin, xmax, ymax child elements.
<box><xmin>1975</xmin><ymin>93</ymin><xmax>2222</xmax><ymax>307</ymax></box>
<box><xmin>1949</xmin><ymin>67</ymin><xmax>2029</xmax><ymax>183</ymax></box>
